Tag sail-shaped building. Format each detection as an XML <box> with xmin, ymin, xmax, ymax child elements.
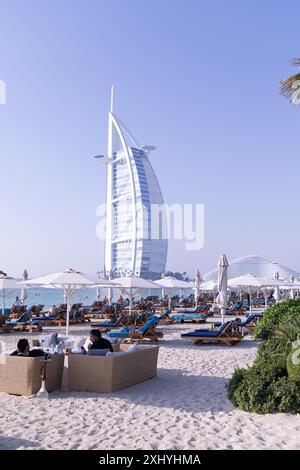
<box><xmin>102</xmin><ymin>88</ymin><xmax>167</xmax><ymax>279</ymax></box>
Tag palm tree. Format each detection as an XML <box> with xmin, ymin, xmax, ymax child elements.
<box><xmin>280</xmin><ymin>59</ymin><xmax>300</xmax><ymax>103</ymax></box>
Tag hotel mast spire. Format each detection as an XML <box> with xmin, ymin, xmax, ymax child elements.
<box><xmin>110</xmin><ymin>85</ymin><xmax>114</xmax><ymax>113</ymax></box>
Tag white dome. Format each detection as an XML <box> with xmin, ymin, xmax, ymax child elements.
<box><xmin>203</xmin><ymin>255</ymin><xmax>300</xmax><ymax>282</ymax></box>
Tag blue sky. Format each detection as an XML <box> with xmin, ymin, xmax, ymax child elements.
<box><xmin>1</xmin><ymin>0</ymin><xmax>300</xmax><ymax>278</ymax></box>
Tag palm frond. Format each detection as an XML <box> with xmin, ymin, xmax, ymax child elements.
<box><xmin>275</xmin><ymin>315</ymin><xmax>300</xmax><ymax>343</ymax></box>
<box><xmin>289</xmin><ymin>58</ymin><xmax>300</xmax><ymax>67</ymax></box>
<box><xmin>279</xmin><ymin>73</ymin><xmax>300</xmax><ymax>102</ymax></box>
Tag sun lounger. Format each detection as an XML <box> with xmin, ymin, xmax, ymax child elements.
<box><xmin>84</xmin><ymin>305</ymin><xmax>111</xmax><ymax>319</ymax></box>
<box><xmin>175</xmin><ymin>305</ymin><xmax>207</xmax><ymax>314</ymax></box>
<box><xmin>9</xmin><ymin>305</ymin><xmax>27</xmax><ymax>319</ymax></box>
<box><xmin>92</xmin><ymin>314</ymin><xmax>128</xmax><ymax>331</ymax></box>
<box><xmin>108</xmin><ymin>316</ymin><xmax>162</xmax><ymax>343</ymax></box>
<box><xmin>5</xmin><ymin>310</ymin><xmax>43</xmax><ymax>331</ymax></box>
<box><xmin>225</xmin><ymin>301</ymin><xmax>246</xmax><ymax>315</ymax></box>
<box><xmin>28</xmin><ymin>304</ymin><xmax>45</xmax><ymax>316</ymax></box>
<box><xmin>0</xmin><ymin>315</ymin><xmax>7</xmax><ymax>327</ymax></box>
<box><xmin>181</xmin><ymin>320</ymin><xmax>243</xmax><ymax>346</ymax></box>
<box><xmin>213</xmin><ymin>314</ymin><xmax>262</xmax><ymax>330</ymax></box>
<box><xmin>157</xmin><ymin>309</ymin><xmax>173</xmax><ymax>324</ymax></box>
<box><xmin>5</xmin><ymin>310</ymin><xmax>31</xmax><ymax>325</ymax></box>
<box><xmin>170</xmin><ymin>313</ymin><xmax>207</xmax><ymax>323</ymax></box>
<box><xmin>11</xmin><ymin>321</ymin><xmax>43</xmax><ymax>332</ymax></box>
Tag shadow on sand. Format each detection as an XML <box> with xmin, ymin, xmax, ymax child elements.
<box><xmin>0</xmin><ymin>435</ymin><xmax>40</xmax><ymax>449</ymax></box>
<box><xmin>52</xmin><ymin>368</ymin><xmax>235</xmax><ymax>413</ymax></box>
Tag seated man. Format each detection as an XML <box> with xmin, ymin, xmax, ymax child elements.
<box><xmin>10</xmin><ymin>338</ymin><xmax>46</xmax><ymax>357</ymax></box>
<box><xmin>81</xmin><ymin>329</ymin><xmax>114</xmax><ymax>354</ymax></box>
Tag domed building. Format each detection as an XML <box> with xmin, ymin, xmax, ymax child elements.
<box><xmin>203</xmin><ymin>255</ymin><xmax>300</xmax><ymax>282</ymax></box>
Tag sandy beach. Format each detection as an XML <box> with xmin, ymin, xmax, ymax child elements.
<box><xmin>0</xmin><ymin>320</ymin><xmax>299</xmax><ymax>450</ymax></box>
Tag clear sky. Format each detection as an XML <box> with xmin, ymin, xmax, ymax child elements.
<box><xmin>1</xmin><ymin>0</ymin><xmax>300</xmax><ymax>278</ymax></box>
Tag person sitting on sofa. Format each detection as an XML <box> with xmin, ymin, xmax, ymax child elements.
<box><xmin>10</xmin><ymin>338</ymin><xmax>46</xmax><ymax>357</ymax></box>
<box><xmin>81</xmin><ymin>329</ymin><xmax>114</xmax><ymax>354</ymax></box>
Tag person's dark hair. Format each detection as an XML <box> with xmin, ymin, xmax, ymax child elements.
<box><xmin>90</xmin><ymin>329</ymin><xmax>101</xmax><ymax>338</ymax></box>
<box><xmin>17</xmin><ymin>339</ymin><xmax>29</xmax><ymax>353</ymax></box>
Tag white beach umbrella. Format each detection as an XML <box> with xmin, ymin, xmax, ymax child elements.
<box><xmin>228</xmin><ymin>274</ymin><xmax>283</xmax><ymax>313</ymax></box>
<box><xmin>95</xmin><ymin>271</ymin><xmax>102</xmax><ymax>301</ymax></box>
<box><xmin>154</xmin><ymin>277</ymin><xmax>192</xmax><ymax>309</ymax></box>
<box><xmin>289</xmin><ymin>274</ymin><xmax>295</xmax><ymax>298</ymax></box>
<box><xmin>279</xmin><ymin>284</ymin><xmax>300</xmax><ymax>290</ymax></box>
<box><xmin>279</xmin><ymin>283</ymin><xmax>300</xmax><ymax>299</ymax></box>
<box><xmin>115</xmin><ymin>275</ymin><xmax>161</xmax><ymax>315</ymax></box>
<box><xmin>20</xmin><ymin>268</ymin><xmax>118</xmax><ymax>335</ymax></box>
<box><xmin>229</xmin><ymin>274</ymin><xmax>263</xmax><ymax>314</ymax></box>
<box><xmin>216</xmin><ymin>255</ymin><xmax>229</xmax><ymax>324</ymax></box>
<box><xmin>273</xmin><ymin>272</ymin><xmax>280</xmax><ymax>302</ymax></box>
<box><xmin>20</xmin><ymin>269</ymin><xmax>29</xmax><ymax>304</ymax></box>
<box><xmin>199</xmin><ymin>280</ymin><xmax>217</xmax><ymax>291</ymax></box>
<box><xmin>0</xmin><ymin>275</ymin><xmax>19</xmax><ymax>315</ymax></box>
<box><xmin>255</xmin><ymin>277</ymin><xmax>286</xmax><ymax>307</ymax></box>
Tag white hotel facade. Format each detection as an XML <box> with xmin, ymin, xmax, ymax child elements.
<box><xmin>102</xmin><ymin>89</ymin><xmax>167</xmax><ymax>279</ymax></box>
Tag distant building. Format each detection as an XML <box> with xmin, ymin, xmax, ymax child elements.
<box><xmin>103</xmin><ymin>88</ymin><xmax>168</xmax><ymax>279</ymax></box>
<box><xmin>203</xmin><ymin>255</ymin><xmax>300</xmax><ymax>281</ymax></box>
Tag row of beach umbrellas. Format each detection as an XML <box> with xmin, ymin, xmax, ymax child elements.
<box><xmin>1</xmin><ymin>261</ymin><xmax>300</xmax><ymax>333</ymax></box>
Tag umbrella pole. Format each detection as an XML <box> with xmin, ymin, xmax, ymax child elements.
<box><xmin>65</xmin><ymin>288</ymin><xmax>71</xmax><ymax>337</ymax></box>
<box><xmin>249</xmin><ymin>287</ymin><xmax>252</xmax><ymax>315</ymax></box>
<box><xmin>168</xmin><ymin>295</ymin><xmax>171</xmax><ymax>310</ymax></box>
<box><xmin>2</xmin><ymin>291</ymin><xmax>6</xmax><ymax>316</ymax></box>
<box><xmin>96</xmin><ymin>288</ymin><xmax>101</xmax><ymax>301</ymax></box>
<box><xmin>129</xmin><ymin>288</ymin><xmax>132</xmax><ymax>317</ymax></box>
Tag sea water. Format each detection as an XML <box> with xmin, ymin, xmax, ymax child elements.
<box><xmin>3</xmin><ymin>287</ymin><xmax>186</xmax><ymax>310</ymax></box>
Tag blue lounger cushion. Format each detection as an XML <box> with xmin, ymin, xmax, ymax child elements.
<box><xmin>182</xmin><ymin>330</ymin><xmax>220</xmax><ymax>338</ymax></box>
<box><xmin>93</xmin><ymin>316</ymin><xmax>126</xmax><ymax>328</ymax></box>
<box><xmin>37</xmin><ymin>314</ymin><xmax>62</xmax><ymax>322</ymax></box>
<box><xmin>107</xmin><ymin>316</ymin><xmax>160</xmax><ymax>338</ymax></box>
<box><xmin>182</xmin><ymin>321</ymin><xmax>234</xmax><ymax>338</ymax></box>
<box><xmin>171</xmin><ymin>313</ymin><xmax>206</xmax><ymax>320</ymax></box>
<box><xmin>137</xmin><ymin>317</ymin><xmax>159</xmax><ymax>334</ymax></box>
<box><xmin>6</xmin><ymin>321</ymin><xmax>42</xmax><ymax>326</ymax></box>
<box><xmin>107</xmin><ymin>326</ymin><xmax>130</xmax><ymax>338</ymax></box>
<box><xmin>93</xmin><ymin>321</ymin><xmax>119</xmax><ymax>328</ymax></box>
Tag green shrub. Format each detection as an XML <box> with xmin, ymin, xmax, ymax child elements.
<box><xmin>227</xmin><ymin>368</ymin><xmax>247</xmax><ymax>404</ymax></box>
<box><xmin>256</xmin><ymin>337</ymin><xmax>291</xmax><ymax>369</ymax></box>
<box><xmin>254</xmin><ymin>299</ymin><xmax>300</xmax><ymax>340</ymax></box>
<box><xmin>276</xmin><ymin>312</ymin><xmax>300</xmax><ymax>344</ymax></box>
<box><xmin>228</xmin><ymin>362</ymin><xmax>300</xmax><ymax>414</ymax></box>
<box><xmin>286</xmin><ymin>348</ymin><xmax>300</xmax><ymax>382</ymax></box>
<box><xmin>228</xmin><ymin>298</ymin><xmax>300</xmax><ymax>414</ymax></box>
<box><xmin>269</xmin><ymin>377</ymin><xmax>300</xmax><ymax>414</ymax></box>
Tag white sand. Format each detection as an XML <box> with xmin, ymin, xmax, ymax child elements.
<box><xmin>0</xmin><ymin>320</ymin><xmax>300</xmax><ymax>450</ymax></box>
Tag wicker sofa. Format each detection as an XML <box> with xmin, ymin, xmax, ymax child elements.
<box><xmin>68</xmin><ymin>344</ymin><xmax>159</xmax><ymax>393</ymax></box>
<box><xmin>0</xmin><ymin>354</ymin><xmax>64</xmax><ymax>396</ymax></box>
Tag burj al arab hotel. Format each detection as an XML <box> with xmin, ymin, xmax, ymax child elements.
<box><xmin>99</xmin><ymin>88</ymin><xmax>168</xmax><ymax>280</ymax></box>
